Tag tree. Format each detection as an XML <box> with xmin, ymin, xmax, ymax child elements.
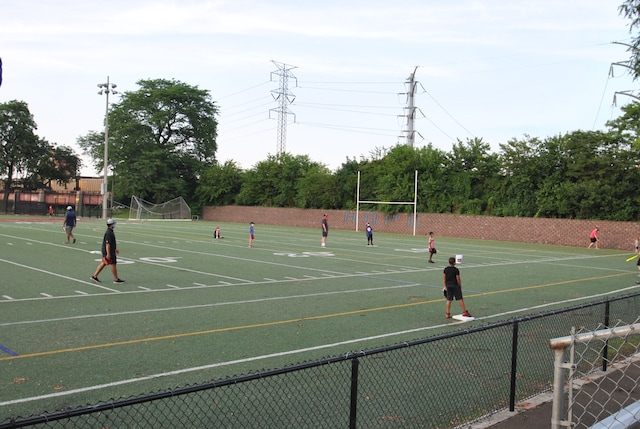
<box><xmin>195</xmin><ymin>160</ymin><xmax>244</xmax><ymax>207</ymax></box>
<box><xmin>295</xmin><ymin>163</ymin><xmax>339</xmax><ymax>209</ymax></box>
<box><xmin>495</xmin><ymin>135</ymin><xmax>544</xmax><ymax>217</ymax></box>
<box><xmin>78</xmin><ymin>78</ymin><xmax>218</xmax><ymax>204</ymax></box>
<box><xmin>447</xmin><ymin>137</ymin><xmax>500</xmax><ymax>214</ymax></box>
<box><xmin>0</xmin><ymin>100</ymin><xmax>43</xmax><ymax>210</ymax></box>
<box><xmin>236</xmin><ymin>153</ymin><xmax>320</xmax><ymax>207</ymax></box>
<box><xmin>34</xmin><ymin>145</ymin><xmax>81</xmax><ymax>190</ymax></box>
<box><xmin>606</xmin><ymin>101</ymin><xmax>640</xmax><ymax>149</ymax></box>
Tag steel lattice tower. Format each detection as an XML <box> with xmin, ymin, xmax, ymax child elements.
<box><xmin>269</xmin><ymin>61</ymin><xmax>297</xmax><ymax>155</ymax></box>
<box><xmin>401</xmin><ymin>66</ymin><xmax>419</xmax><ymax>148</ymax></box>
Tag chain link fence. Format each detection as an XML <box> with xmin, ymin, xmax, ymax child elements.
<box><xmin>550</xmin><ymin>318</ymin><xmax>640</xmax><ymax>429</ymax></box>
<box><xmin>2</xmin><ymin>293</ymin><xmax>639</xmax><ymax>429</ymax></box>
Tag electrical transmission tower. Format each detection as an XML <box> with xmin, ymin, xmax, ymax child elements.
<box><xmin>400</xmin><ymin>66</ymin><xmax>420</xmax><ymax>147</ymax></box>
<box><xmin>269</xmin><ymin>61</ymin><xmax>297</xmax><ymax>155</ymax></box>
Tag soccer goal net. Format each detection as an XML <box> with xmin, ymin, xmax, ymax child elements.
<box><xmin>128</xmin><ymin>196</ymin><xmax>192</xmax><ymax>221</ymax></box>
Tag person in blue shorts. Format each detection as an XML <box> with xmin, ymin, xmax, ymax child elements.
<box><xmin>63</xmin><ymin>206</ymin><xmax>77</xmax><ymax>244</ymax></box>
<box><xmin>248</xmin><ymin>222</ymin><xmax>255</xmax><ymax>247</ymax></box>
<box><xmin>365</xmin><ymin>222</ymin><xmax>373</xmax><ymax>246</ymax></box>
<box><xmin>443</xmin><ymin>257</ymin><xmax>471</xmax><ymax>319</ymax></box>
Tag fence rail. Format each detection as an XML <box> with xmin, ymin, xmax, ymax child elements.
<box><xmin>550</xmin><ymin>320</ymin><xmax>640</xmax><ymax>429</ymax></box>
<box><xmin>2</xmin><ymin>293</ymin><xmax>639</xmax><ymax>429</ymax></box>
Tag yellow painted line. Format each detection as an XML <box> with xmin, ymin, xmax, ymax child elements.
<box><xmin>1</xmin><ymin>271</ymin><xmax>633</xmax><ymax>361</ymax></box>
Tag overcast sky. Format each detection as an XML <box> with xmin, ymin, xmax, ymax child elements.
<box><xmin>1</xmin><ymin>0</ymin><xmax>637</xmax><ymax>175</ymax></box>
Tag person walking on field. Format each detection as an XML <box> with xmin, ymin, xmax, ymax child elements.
<box><xmin>365</xmin><ymin>222</ymin><xmax>374</xmax><ymax>246</ymax></box>
<box><xmin>321</xmin><ymin>214</ymin><xmax>329</xmax><ymax>247</ymax></box>
<box><xmin>428</xmin><ymin>231</ymin><xmax>436</xmax><ymax>263</ymax></box>
<box><xmin>248</xmin><ymin>222</ymin><xmax>255</xmax><ymax>247</ymax></box>
<box><xmin>588</xmin><ymin>227</ymin><xmax>599</xmax><ymax>249</ymax></box>
<box><xmin>63</xmin><ymin>206</ymin><xmax>77</xmax><ymax>244</ymax></box>
<box><xmin>49</xmin><ymin>205</ymin><xmax>54</xmax><ymax>219</ymax></box>
<box><xmin>443</xmin><ymin>257</ymin><xmax>471</xmax><ymax>319</ymax></box>
<box><xmin>91</xmin><ymin>218</ymin><xmax>124</xmax><ymax>284</ymax></box>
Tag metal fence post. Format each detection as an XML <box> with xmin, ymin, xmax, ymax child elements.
<box><xmin>602</xmin><ymin>300</ymin><xmax>610</xmax><ymax>371</ymax></box>
<box><xmin>550</xmin><ymin>345</ymin><xmax>568</xmax><ymax>429</ymax></box>
<box><xmin>349</xmin><ymin>357</ymin><xmax>360</xmax><ymax>429</ymax></box>
<box><xmin>508</xmin><ymin>321</ymin><xmax>519</xmax><ymax>411</ymax></box>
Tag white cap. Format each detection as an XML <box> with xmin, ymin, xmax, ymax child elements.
<box><xmin>67</xmin><ymin>206</ymin><xmax>72</xmax><ymax>210</ymax></box>
<box><xmin>107</xmin><ymin>218</ymin><xmax>117</xmax><ymax>225</ymax></box>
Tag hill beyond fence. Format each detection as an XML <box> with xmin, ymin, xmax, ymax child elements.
<box><xmin>203</xmin><ymin>206</ymin><xmax>639</xmax><ymax>251</ymax></box>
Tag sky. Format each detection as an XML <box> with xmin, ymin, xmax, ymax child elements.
<box><xmin>1</xmin><ymin>0</ymin><xmax>638</xmax><ymax>176</ymax></box>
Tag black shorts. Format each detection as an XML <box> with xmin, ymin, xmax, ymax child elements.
<box><xmin>444</xmin><ymin>285</ymin><xmax>463</xmax><ymax>301</ymax></box>
<box><xmin>590</xmin><ymin>237</ymin><xmax>597</xmax><ymax>243</ymax></box>
<box><xmin>102</xmin><ymin>255</ymin><xmax>117</xmax><ymax>265</ymax></box>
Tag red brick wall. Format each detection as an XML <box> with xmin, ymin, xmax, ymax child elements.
<box><xmin>202</xmin><ymin>206</ymin><xmax>639</xmax><ymax>250</ymax></box>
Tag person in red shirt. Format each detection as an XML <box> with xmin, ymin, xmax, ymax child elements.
<box><xmin>588</xmin><ymin>227</ymin><xmax>599</xmax><ymax>249</ymax></box>
<box><xmin>428</xmin><ymin>231</ymin><xmax>436</xmax><ymax>263</ymax></box>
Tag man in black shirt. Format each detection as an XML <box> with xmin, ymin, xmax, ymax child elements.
<box><xmin>91</xmin><ymin>218</ymin><xmax>125</xmax><ymax>284</ymax></box>
<box><xmin>443</xmin><ymin>257</ymin><xmax>471</xmax><ymax>319</ymax></box>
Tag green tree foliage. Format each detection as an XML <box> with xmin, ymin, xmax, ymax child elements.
<box><xmin>0</xmin><ymin>101</ymin><xmax>83</xmax><ymax>210</ymax></box>
<box><xmin>27</xmin><ymin>144</ymin><xmax>81</xmax><ymax>191</ymax></box>
<box><xmin>495</xmin><ymin>135</ymin><xmax>542</xmax><ymax>217</ymax></box>
<box><xmin>295</xmin><ymin>163</ymin><xmax>339</xmax><ymax>209</ymax></box>
<box><xmin>78</xmin><ymin>79</ymin><xmax>218</xmax><ymax>204</ymax></box>
<box><xmin>236</xmin><ymin>153</ymin><xmax>328</xmax><ymax>207</ymax></box>
<box><xmin>606</xmin><ymin>102</ymin><xmax>640</xmax><ymax>148</ymax></box>
<box><xmin>333</xmin><ymin>157</ymin><xmax>362</xmax><ymax>210</ymax></box>
<box><xmin>195</xmin><ymin>160</ymin><xmax>243</xmax><ymax>207</ymax></box>
<box><xmin>0</xmin><ymin>101</ymin><xmax>40</xmax><ymax>206</ymax></box>
<box><xmin>447</xmin><ymin>138</ymin><xmax>500</xmax><ymax>214</ymax></box>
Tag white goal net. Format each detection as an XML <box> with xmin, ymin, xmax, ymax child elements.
<box><xmin>128</xmin><ymin>196</ymin><xmax>192</xmax><ymax>221</ymax></box>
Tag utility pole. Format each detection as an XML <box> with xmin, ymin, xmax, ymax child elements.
<box><xmin>269</xmin><ymin>61</ymin><xmax>297</xmax><ymax>155</ymax></box>
<box><xmin>97</xmin><ymin>76</ymin><xmax>117</xmax><ymax>220</ymax></box>
<box><xmin>400</xmin><ymin>66</ymin><xmax>419</xmax><ymax>147</ymax></box>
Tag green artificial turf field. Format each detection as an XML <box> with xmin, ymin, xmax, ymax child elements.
<box><xmin>0</xmin><ymin>216</ymin><xmax>638</xmax><ymax>419</ymax></box>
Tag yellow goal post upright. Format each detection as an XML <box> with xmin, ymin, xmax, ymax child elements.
<box><xmin>355</xmin><ymin>170</ymin><xmax>418</xmax><ymax>236</ymax></box>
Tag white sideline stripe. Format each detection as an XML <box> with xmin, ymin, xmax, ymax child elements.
<box><xmin>0</xmin><ymin>233</ymin><xmax>255</xmax><ymax>284</ymax></box>
<box><xmin>0</xmin><ymin>283</ymin><xmax>424</xmax><ymax>327</ymax></box>
<box><xmin>75</xmin><ymin>291</ymin><xmax>89</xmax><ymax>295</ymax></box>
<box><xmin>0</xmin><ymin>319</ymin><xmax>451</xmax><ymax>407</ymax></box>
<box><xmin>0</xmin><ymin>258</ymin><xmax>120</xmax><ymax>293</ymax></box>
<box><xmin>2</xmin><ymin>296</ymin><xmax>13</xmax><ymax>300</ymax></box>
<box><xmin>1</xmin><ymin>286</ymin><xmax>639</xmax><ymax>408</ymax></box>
<box><xmin>40</xmin><ymin>293</ymin><xmax>53</xmax><ymax>298</ymax></box>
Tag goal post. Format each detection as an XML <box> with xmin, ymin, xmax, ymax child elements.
<box><xmin>128</xmin><ymin>196</ymin><xmax>192</xmax><ymax>221</ymax></box>
<box><xmin>356</xmin><ymin>170</ymin><xmax>418</xmax><ymax>235</ymax></box>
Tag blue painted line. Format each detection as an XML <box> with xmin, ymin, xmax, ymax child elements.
<box><xmin>0</xmin><ymin>344</ymin><xmax>19</xmax><ymax>356</ymax></box>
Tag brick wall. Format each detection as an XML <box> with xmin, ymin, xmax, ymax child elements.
<box><xmin>202</xmin><ymin>206</ymin><xmax>639</xmax><ymax>250</ymax></box>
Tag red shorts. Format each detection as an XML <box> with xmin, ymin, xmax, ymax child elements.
<box><xmin>250</xmin><ymin>234</ymin><xmax>254</xmax><ymax>239</ymax></box>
